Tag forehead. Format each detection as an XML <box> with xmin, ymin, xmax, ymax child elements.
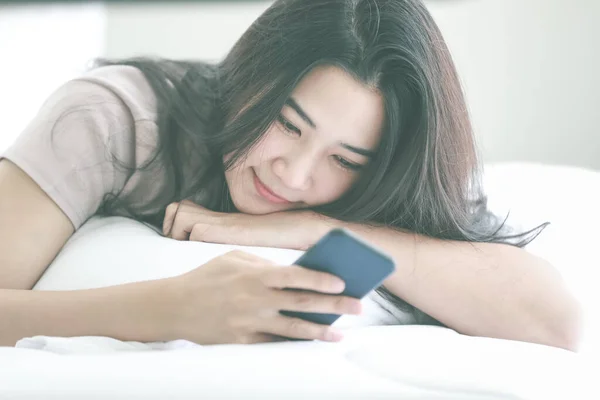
<box><xmin>290</xmin><ymin>65</ymin><xmax>384</xmax><ymax>150</ymax></box>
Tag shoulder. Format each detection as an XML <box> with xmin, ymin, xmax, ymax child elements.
<box><xmin>53</xmin><ymin>65</ymin><xmax>159</xmax><ymax>124</ymax></box>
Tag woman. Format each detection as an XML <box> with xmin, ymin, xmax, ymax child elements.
<box><xmin>0</xmin><ymin>0</ymin><xmax>582</xmax><ymax>349</ymax></box>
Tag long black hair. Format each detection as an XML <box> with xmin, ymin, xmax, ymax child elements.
<box><xmin>96</xmin><ymin>0</ymin><xmax>548</xmax><ymax>323</ymax></box>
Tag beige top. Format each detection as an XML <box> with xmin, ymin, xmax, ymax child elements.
<box><xmin>1</xmin><ymin>65</ymin><xmax>167</xmax><ymax>229</ymax></box>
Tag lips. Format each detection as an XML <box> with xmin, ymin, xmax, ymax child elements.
<box><xmin>252</xmin><ymin>170</ymin><xmax>291</xmax><ymax>204</ymax></box>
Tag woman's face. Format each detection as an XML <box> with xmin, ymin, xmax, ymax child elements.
<box><xmin>225</xmin><ymin>65</ymin><xmax>384</xmax><ymax>214</ymax></box>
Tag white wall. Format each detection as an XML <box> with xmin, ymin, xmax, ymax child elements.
<box><xmin>4</xmin><ymin>1</ymin><xmax>596</xmax><ymax>170</ymax></box>
<box><xmin>426</xmin><ymin>0</ymin><xmax>600</xmax><ymax>170</ymax></box>
<box><xmin>105</xmin><ymin>2</ymin><xmax>271</xmax><ymax>62</ymax></box>
<box><xmin>0</xmin><ymin>3</ymin><xmax>106</xmax><ymax>152</ymax></box>
<box><xmin>105</xmin><ymin>0</ymin><xmax>600</xmax><ymax>171</ymax></box>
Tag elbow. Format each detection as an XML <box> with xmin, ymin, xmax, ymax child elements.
<box><xmin>524</xmin><ymin>256</ymin><xmax>586</xmax><ymax>352</ymax></box>
<box><xmin>548</xmin><ymin>298</ymin><xmax>585</xmax><ymax>352</ymax></box>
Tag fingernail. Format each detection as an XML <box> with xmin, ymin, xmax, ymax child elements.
<box><xmin>332</xmin><ymin>280</ymin><xmax>345</xmax><ymax>292</ymax></box>
<box><xmin>326</xmin><ymin>330</ymin><xmax>344</xmax><ymax>342</ymax></box>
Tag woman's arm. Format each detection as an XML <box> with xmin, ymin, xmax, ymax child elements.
<box><xmin>0</xmin><ymin>280</ymin><xmax>174</xmax><ymax>347</ymax></box>
<box><xmin>0</xmin><ymin>160</ymin><xmax>74</xmax><ymax>290</ymax></box>
<box><xmin>0</xmin><ymin>160</ymin><xmax>143</xmax><ymax>344</ymax></box>
<box><xmin>166</xmin><ymin>203</ymin><xmax>584</xmax><ymax>351</ymax></box>
<box><xmin>336</xmin><ymin>221</ymin><xmax>584</xmax><ymax>352</ymax></box>
<box><xmin>0</xmin><ymin>159</ymin><xmax>166</xmax><ymax>346</ymax></box>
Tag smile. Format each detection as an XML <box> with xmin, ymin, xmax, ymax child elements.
<box><xmin>252</xmin><ymin>170</ymin><xmax>292</xmax><ymax>204</ymax></box>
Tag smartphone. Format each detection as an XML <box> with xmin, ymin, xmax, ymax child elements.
<box><xmin>281</xmin><ymin>228</ymin><xmax>396</xmax><ymax>326</ymax></box>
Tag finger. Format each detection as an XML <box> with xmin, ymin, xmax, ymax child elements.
<box><xmin>265</xmin><ymin>316</ymin><xmax>344</xmax><ymax>342</ymax></box>
<box><xmin>263</xmin><ymin>266</ymin><xmax>345</xmax><ymax>294</ymax></box>
<box><xmin>162</xmin><ymin>202</ymin><xmax>181</xmax><ymax>236</ymax></box>
<box><xmin>170</xmin><ymin>202</ymin><xmax>215</xmax><ymax>241</ymax></box>
<box><xmin>275</xmin><ymin>290</ymin><xmax>362</xmax><ymax>316</ymax></box>
<box><xmin>170</xmin><ymin>215</ymin><xmax>193</xmax><ymax>241</ymax></box>
<box><xmin>170</xmin><ymin>206</ymin><xmax>200</xmax><ymax>241</ymax></box>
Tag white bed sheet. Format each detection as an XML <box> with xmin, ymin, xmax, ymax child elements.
<box><xmin>0</xmin><ymin>162</ymin><xmax>598</xmax><ymax>399</ymax></box>
<box><xmin>1</xmin><ymin>325</ymin><xmax>590</xmax><ymax>400</ymax></box>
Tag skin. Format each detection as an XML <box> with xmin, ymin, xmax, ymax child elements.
<box><xmin>225</xmin><ymin>65</ymin><xmax>384</xmax><ymax>215</ymax></box>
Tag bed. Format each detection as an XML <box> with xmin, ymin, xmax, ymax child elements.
<box><xmin>0</xmin><ymin>162</ymin><xmax>597</xmax><ymax>399</ymax></box>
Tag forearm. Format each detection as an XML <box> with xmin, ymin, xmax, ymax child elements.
<box><xmin>0</xmin><ymin>279</ymin><xmax>173</xmax><ymax>347</ymax></box>
<box><xmin>317</xmin><ymin>220</ymin><xmax>582</xmax><ymax>350</ymax></box>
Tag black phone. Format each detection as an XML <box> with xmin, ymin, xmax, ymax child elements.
<box><xmin>281</xmin><ymin>228</ymin><xmax>396</xmax><ymax>325</ymax></box>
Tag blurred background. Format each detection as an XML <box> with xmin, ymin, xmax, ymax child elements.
<box><xmin>0</xmin><ymin>0</ymin><xmax>598</xmax><ymax>170</ymax></box>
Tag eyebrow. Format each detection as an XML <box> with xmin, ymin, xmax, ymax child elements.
<box><xmin>341</xmin><ymin>143</ymin><xmax>376</xmax><ymax>158</ymax></box>
<box><xmin>286</xmin><ymin>97</ymin><xmax>316</xmax><ymax>128</ymax></box>
<box><xmin>285</xmin><ymin>97</ymin><xmax>377</xmax><ymax>158</ymax></box>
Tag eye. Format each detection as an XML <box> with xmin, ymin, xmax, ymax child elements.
<box><xmin>276</xmin><ymin>114</ymin><xmax>301</xmax><ymax>136</ymax></box>
<box><xmin>333</xmin><ymin>155</ymin><xmax>363</xmax><ymax>171</ymax></box>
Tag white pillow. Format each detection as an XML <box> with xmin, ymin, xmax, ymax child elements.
<box><xmin>34</xmin><ymin>216</ymin><xmax>404</xmax><ymax>329</ymax></box>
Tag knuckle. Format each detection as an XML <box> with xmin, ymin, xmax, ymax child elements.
<box><xmin>258</xmin><ymin>267</ymin><xmax>284</xmax><ymax>289</ymax></box>
<box><xmin>257</xmin><ymin>270</ymin><xmax>274</xmax><ymax>287</ymax></box>
<box><xmin>334</xmin><ymin>297</ymin><xmax>359</xmax><ymax>314</ymax></box>
<box><xmin>334</xmin><ymin>296</ymin><xmax>354</xmax><ymax>312</ymax></box>
<box><xmin>226</xmin><ymin>250</ymin><xmax>253</xmax><ymax>261</ymax></box>
<box><xmin>232</xmin><ymin>287</ymin><xmax>264</xmax><ymax>309</ymax></box>
<box><xmin>294</xmin><ymin>293</ymin><xmax>314</xmax><ymax>308</ymax></box>
<box><xmin>242</xmin><ymin>253</ymin><xmax>261</xmax><ymax>262</ymax></box>
<box><xmin>225</xmin><ymin>315</ymin><xmax>248</xmax><ymax>332</ymax></box>
<box><xmin>223</xmin><ymin>250</ymin><xmax>243</xmax><ymax>260</ymax></box>
<box><xmin>288</xmin><ymin>319</ymin><xmax>308</xmax><ymax>336</ymax></box>
<box><xmin>278</xmin><ymin>269</ymin><xmax>295</xmax><ymax>287</ymax></box>
<box><xmin>230</xmin><ymin>289</ymin><xmax>251</xmax><ymax>305</ymax></box>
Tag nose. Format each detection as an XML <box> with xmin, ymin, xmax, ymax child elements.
<box><xmin>272</xmin><ymin>150</ymin><xmax>315</xmax><ymax>191</ymax></box>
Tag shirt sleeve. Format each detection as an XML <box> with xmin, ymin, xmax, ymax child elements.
<box><xmin>1</xmin><ymin>78</ymin><xmax>138</xmax><ymax>230</ymax></box>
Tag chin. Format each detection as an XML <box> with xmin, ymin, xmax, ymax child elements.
<box><xmin>233</xmin><ymin>202</ymin><xmax>266</xmax><ymax>215</ymax></box>
<box><xmin>232</xmin><ymin>193</ymin><xmax>302</xmax><ymax>215</ymax></box>
<box><xmin>230</xmin><ymin>195</ymin><xmax>280</xmax><ymax>215</ymax></box>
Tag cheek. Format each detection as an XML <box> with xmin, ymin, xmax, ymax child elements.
<box><xmin>257</xmin><ymin>127</ymin><xmax>289</xmax><ymax>161</ymax></box>
<box><xmin>312</xmin><ymin>170</ymin><xmax>358</xmax><ymax>204</ymax></box>
<box><xmin>224</xmin><ymin>128</ymin><xmax>279</xmax><ymax>172</ymax></box>
<box><xmin>245</xmin><ymin>127</ymin><xmax>287</xmax><ymax>166</ymax></box>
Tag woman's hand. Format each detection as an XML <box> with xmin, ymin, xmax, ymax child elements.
<box><xmin>163</xmin><ymin>200</ymin><xmax>333</xmax><ymax>250</ymax></box>
<box><xmin>160</xmin><ymin>250</ymin><xmax>362</xmax><ymax>344</ymax></box>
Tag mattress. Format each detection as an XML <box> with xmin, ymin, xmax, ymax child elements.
<box><xmin>1</xmin><ymin>162</ymin><xmax>597</xmax><ymax>399</ymax></box>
